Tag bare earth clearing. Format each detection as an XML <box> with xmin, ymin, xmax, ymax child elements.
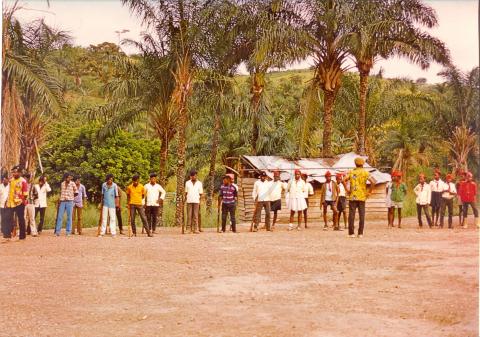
<box><xmin>0</xmin><ymin>217</ymin><xmax>478</xmax><ymax>337</ymax></box>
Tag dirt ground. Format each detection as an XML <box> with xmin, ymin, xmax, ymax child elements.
<box><xmin>0</xmin><ymin>217</ymin><xmax>478</xmax><ymax>337</ymax></box>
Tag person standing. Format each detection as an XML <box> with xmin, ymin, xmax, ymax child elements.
<box><xmin>343</xmin><ymin>158</ymin><xmax>376</xmax><ymax>238</ymax></box>
<box><xmin>287</xmin><ymin>170</ymin><xmax>307</xmax><ymax>231</ymax></box>
<box><xmin>252</xmin><ymin>172</ymin><xmax>272</xmax><ymax>232</ymax></box>
<box><xmin>55</xmin><ymin>173</ymin><xmax>78</xmax><ymax>236</ymax></box>
<box><xmin>269</xmin><ymin>170</ymin><xmax>286</xmax><ymax>230</ymax></box>
<box><xmin>301</xmin><ymin>173</ymin><xmax>314</xmax><ymax>229</ymax></box>
<box><xmin>335</xmin><ymin>173</ymin><xmax>347</xmax><ymax>230</ymax></box>
<box><xmin>414</xmin><ymin>173</ymin><xmax>432</xmax><ymax>228</ymax></box>
<box><xmin>440</xmin><ymin>173</ymin><xmax>456</xmax><ymax>229</ymax></box>
<box><xmin>126</xmin><ymin>174</ymin><xmax>152</xmax><ymax>237</ymax></box>
<box><xmin>320</xmin><ymin>171</ymin><xmax>338</xmax><ymax>230</ymax></box>
<box><xmin>429</xmin><ymin>169</ymin><xmax>444</xmax><ymax>227</ymax></box>
<box><xmin>456</xmin><ymin>171</ymin><xmax>466</xmax><ymax>226</ymax></box>
<box><xmin>72</xmin><ymin>176</ymin><xmax>87</xmax><ymax>235</ymax></box>
<box><xmin>24</xmin><ymin>173</ymin><xmax>38</xmax><ymax>237</ymax></box>
<box><xmin>385</xmin><ymin>174</ymin><xmax>393</xmax><ymax>227</ymax></box>
<box><xmin>3</xmin><ymin>166</ymin><xmax>28</xmax><ymax>241</ymax></box>
<box><xmin>389</xmin><ymin>171</ymin><xmax>407</xmax><ymax>228</ymax></box>
<box><xmin>458</xmin><ymin>172</ymin><xmax>478</xmax><ymax>229</ymax></box>
<box><xmin>144</xmin><ymin>173</ymin><xmax>166</xmax><ymax>233</ymax></box>
<box><xmin>0</xmin><ymin>175</ymin><xmax>10</xmax><ymax>237</ymax></box>
<box><xmin>227</xmin><ymin>173</ymin><xmax>238</xmax><ymax>231</ymax></box>
<box><xmin>99</xmin><ymin>174</ymin><xmax>119</xmax><ymax>237</ymax></box>
<box><xmin>185</xmin><ymin>170</ymin><xmax>203</xmax><ymax>234</ymax></box>
<box><xmin>218</xmin><ymin>175</ymin><xmax>238</xmax><ymax>233</ymax></box>
<box><xmin>34</xmin><ymin>176</ymin><xmax>51</xmax><ymax>234</ymax></box>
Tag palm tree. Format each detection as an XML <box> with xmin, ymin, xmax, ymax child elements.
<box><xmin>240</xmin><ymin>0</ymin><xmax>308</xmax><ymax>154</ymax></box>
<box><xmin>2</xmin><ymin>7</ymin><xmax>67</xmax><ymax>172</ymax></box>
<box><xmin>303</xmin><ymin>0</ymin><xmax>354</xmax><ymax>157</ymax></box>
<box><xmin>122</xmin><ymin>0</ymin><xmax>212</xmax><ymax>230</ymax></box>
<box><xmin>349</xmin><ymin>0</ymin><xmax>450</xmax><ymax>155</ymax></box>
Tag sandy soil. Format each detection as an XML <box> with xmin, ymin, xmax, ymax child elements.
<box><xmin>0</xmin><ymin>217</ymin><xmax>478</xmax><ymax>337</ymax></box>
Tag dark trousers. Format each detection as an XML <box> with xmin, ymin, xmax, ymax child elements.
<box><xmin>416</xmin><ymin>204</ymin><xmax>432</xmax><ymax>227</ymax></box>
<box><xmin>145</xmin><ymin>206</ymin><xmax>159</xmax><ymax>231</ymax></box>
<box><xmin>2</xmin><ymin>205</ymin><xmax>26</xmax><ymax>239</ymax></box>
<box><xmin>440</xmin><ymin>198</ymin><xmax>453</xmax><ymax>228</ymax></box>
<box><xmin>462</xmin><ymin>202</ymin><xmax>479</xmax><ymax>218</ymax></box>
<box><xmin>254</xmin><ymin>201</ymin><xmax>271</xmax><ymax>230</ymax></box>
<box><xmin>222</xmin><ymin>203</ymin><xmax>236</xmax><ymax>232</ymax></box>
<box><xmin>35</xmin><ymin>207</ymin><xmax>46</xmax><ymax>232</ymax></box>
<box><xmin>0</xmin><ymin>208</ymin><xmax>7</xmax><ymax>237</ymax></box>
<box><xmin>130</xmin><ymin>205</ymin><xmax>149</xmax><ymax>234</ymax></box>
<box><xmin>348</xmin><ymin>200</ymin><xmax>365</xmax><ymax>235</ymax></box>
<box><xmin>116</xmin><ymin>207</ymin><xmax>123</xmax><ymax>231</ymax></box>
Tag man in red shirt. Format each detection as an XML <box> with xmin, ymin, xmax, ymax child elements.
<box><xmin>458</xmin><ymin>172</ymin><xmax>478</xmax><ymax>228</ymax></box>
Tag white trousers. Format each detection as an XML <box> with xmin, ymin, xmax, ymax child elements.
<box><xmin>25</xmin><ymin>204</ymin><xmax>38</xmax><ymax>235</ymax></box>
<box><xmin>101</xmin><ymin>206</ymin><xmax>117</xmax><ymax>236</ymax></box>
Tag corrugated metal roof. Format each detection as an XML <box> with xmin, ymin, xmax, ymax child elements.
<box><xmin>242</xmin><ymin>152</ymin><xmax>391</xmax><ymax>184</ymax></box>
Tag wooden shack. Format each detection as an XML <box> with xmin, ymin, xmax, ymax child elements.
<box><xmin>236</xmin><ymin>153</ymin><xmax>391</xmax><ymax>223</ymax></box>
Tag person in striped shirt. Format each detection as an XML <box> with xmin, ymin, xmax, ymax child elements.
<box><xmin>218</xmin><ymin>175</ymin><xmax>238</xmax><ymax>233</ymax></box>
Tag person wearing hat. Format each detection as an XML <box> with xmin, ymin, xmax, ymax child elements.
<box><xmin>429</xmin><ymin>169</ymin><xmax>445</xmax><ymax>227</ymax></box>
<box><xmin>144</xmin><ymin>173</ymin><xmax>166</xmax><ymax>233</ymax></box>
<box><xmin>3</xmin><ymin>166</ymin><xmax>28</xmax><ymax>241</ymax></box>
<box><xmin>414</xmin><ymin>173</ymin><xmax>432</xmax><ymax>228</ymax></box>
<box><xmin>55</xmin><ymin>172</ymin><xmax>78</xmax><ymax>236</ymax></box>
<box><xmin>335</xmin><ymin>172</ymin><xmax>347</xmax><ymax>230</ymax></box>
<box><xmin>301</xmin><ymin>173</ymin><xmax>315</xmax><ymax>229</ymax></box>
<box><xmin>458</xmin><ymin>172</ymin><xmax>478</xmax><ymax>228</ymax></box>
<box><xmin>389</xmin><ymin>170</ymin><xmax>407</xmax><ymax>228</ymax></box>
<box><xmin>185</xmin><ymin>170</ymin><xmax>203</xmax><ymax>233</ymax></box>
<box><xmin>218</xmin><ymin>175</ymin><xmax>238</xmax><ymax>232</ymax></box>
<box><xmin>440</xmin><ymin>173</ymin><xmax>457</xmax><ymax>228</ymax></box>
<box><xmin>343</xmin><ymin>157</ymin><xmax>376</xmax><ymax>238</ymax></box>
<box><xmin>287</xmin><ymin>169</ymin><xmax>307</xmax><ymax>231</ymax></box>
<box><xmin>252</xmin><ymin>171</ymin><xmax>272</xmax><ymax>232</ymax></box>
<box><xmin>269</xmin><ymin>170</ymin><xmax>286</xmax><ymax>230</ymax></box>
<box><xmin>320</xmin><ymin>171</ymin><xmax>339</xmax><ymax>230</ymax></box>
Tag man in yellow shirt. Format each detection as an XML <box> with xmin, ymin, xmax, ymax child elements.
<box><xmin>3</xmin><ymin>166</ymin><xmax>28</xmax><ymax>241</ymax></box>
<box><xmin>126</xmin><ymin>175</ymin><xmax>152</xmax><ymax>237</ymax></box>
<box><xmin>343</xmin><ymin>157</ymin><xmax>376</xmax><ymax>238</ymax></box>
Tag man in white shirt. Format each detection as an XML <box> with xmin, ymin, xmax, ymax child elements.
<box><xmin>252</xmin><ymin>172</ymin><xmax>272</xmax><ymax>232</ymax></box>
<box><xmin>301</xmin><ymin>173</ymin><xmax>314</xmax><ymax>229</ymax></box>
<box><xmin>440</xmin><ymin>173</ymin><xmax>456</xmax><ymax>229</ymax></box>
<box><xmin>185</xmin><ymin>170</ymin><xmax>203</xmax><ymax>234</ymax></box>
<box><xmin>0</xmin><ymin>175</ymin><xmax>9</xmax><ymax>232</ymax></box>
<box><xmin>414</xmin><ymin>173</ymin><xmax>432</xmax><ymax>228</ymax></box>
<box><xmin>429</xmin><ymin>169</ymin><xmax>444</xmax><ymax>227</ymax></box>
<box><xmin>287</xmin><ymin>170</ymin><xmax>307</xmax><ymax>231</ymax></box>
<box><xmin>335</xmin><ymin>173</ymin><xmax>347</xmax><ymax>230</ymax></box>
<box><xmin>34</xmin><ymin>176</ymin><xmax>51</xmax><ymax>234</ymax></box>
<box><xmin>144</xmin><ymin>173</ymin><xmax>166</xmax><ymax>233</ymax></box>
<box><xmin>269</xmin><ymin>170</ymin><xmax>286</xmax><ymax>230</ymax></box>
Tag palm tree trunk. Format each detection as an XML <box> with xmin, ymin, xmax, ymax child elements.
<box><xmin>158</xmin><ymin>135</ymin><xmax>169</xmax><ymax>228</ymax></box>
<box><xmin>175</xmin><ymin>104</ymin><xmax>187</xmax><ymax>229</ymax></box>
<box><xmin>251</xmin><ymin>114</ymin><xmax>259</xmax><ymax>155</ymax></box>
<box><xmin>206</xmin><ymin>106</ymin><xmax>221</xmax><ymax>213</ymax></box>
<box><xmin>322</xmin><ymin>89</ymin><xmax>336</xmax><ymax>158</ymax></box>
<box><xmin>357</xmin><ymin>70</ymin><xmax>369</xmax><ymax>155</ymax></box>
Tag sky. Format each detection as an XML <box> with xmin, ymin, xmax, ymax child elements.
<box><xmin>10</xmin><ymin>0</ymin><xmax>479</xmax><ymax>83</ymax></box>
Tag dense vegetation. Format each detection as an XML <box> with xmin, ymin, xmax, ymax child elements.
<box><xmin>2</xmin><ymin>1</ymin><xmax>478</xmax><ymax>219</ymax></box>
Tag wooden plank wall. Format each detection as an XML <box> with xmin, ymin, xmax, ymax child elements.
<box><xmin>238</xmin><ymin>177</ymin><xmax>387</xmax><ymax>223</ymax></box>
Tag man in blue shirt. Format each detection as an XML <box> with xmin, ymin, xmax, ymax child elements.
<box><xmin>99</xmin><ymin>174</ymin><xmax>118</xmax><ymax>237</ymax></box>
<box><xmin>218</xmin><ymin>175</ymin><xmax>238</xmax><ymax>233</ymax></box>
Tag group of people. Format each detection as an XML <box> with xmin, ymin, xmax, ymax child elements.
<box><xmin>249</xmin><ymin>157</ymin><xmax>375</xmax><ymax>238</ymax></box>
<box><xmin>411</xmin><ymin>170</ymin><xmax>478</xmax><ymax>229</ymax></box>
<box><xmin>1</xmin><ymin>159</ymin><xmax>478</xmax><ymax>241</ymax></box>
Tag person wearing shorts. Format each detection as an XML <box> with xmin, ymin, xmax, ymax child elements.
<box><xmin>320</xmin><ymin>171</ymin><xmax>338</xmax><ymax>230</ymax></box>
<box><xmin>269</xmin><ymin>170</ymin><xmax>286</xmax><ymax>230</ymax></box>
<box><xmin>389</xmin><ymin>171</ymin><xmax>407</xmax><ymax>228</ymax></box>
<box><xmin>335</xmin><ymin>173</ymin><xmax>347</xmax><ymax>230</ymax></box>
